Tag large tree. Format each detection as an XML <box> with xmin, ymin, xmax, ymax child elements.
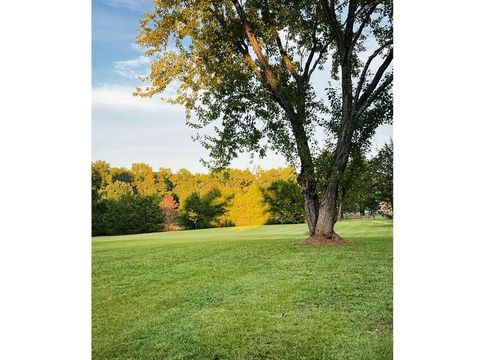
<box><xmin>135</xmin><ymin>0</ymin><xmax>393</xmax><ymax>242</ymax></box>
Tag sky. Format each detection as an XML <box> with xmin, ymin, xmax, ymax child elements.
<box><xmin>92</xmin><ymin>0</ymin><xmax>392</xmax><ymax>173</ymax></box>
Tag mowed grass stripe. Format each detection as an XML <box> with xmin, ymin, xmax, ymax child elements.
<box><xmin>93</xmin><ymin>219</ymin><xmax>392</xmax><ymax>360</ymax></box>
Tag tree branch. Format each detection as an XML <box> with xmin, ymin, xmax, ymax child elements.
<box><xmin>230</xmin><ymin>0</ymin><xmax>294</xmax><ymax>114</ymax></box>
<box><xmin>303</xmin><ymin>29</ymin><xmax>318</xmax><ymax>77</ymax></box>
<box><xmin>351</xmin><ymin>2</ymin><xmax>380</xmax><ymax>46</ymax></box>
<box><xmin>307</xmin><ymin>39</ymin><xmax>334</xmax><ymax>79</ymax></box>
<box><xmin>261</xmin><ymin>0</ymin><xmax>302</xmax><ymax>83</ymax></box>
<box><xmin>231</xmin><ymin>0</ymin><xmax>279</xmax><ymax>89</ymax></box>
<box><xmin>354</xmin><ymin>74</ymin><xmax>392</xmax><ymax>120</ymax></box>
<box><xmin>320</xmin><ymin>0</ymin><xmax>345</xmax><ymax>51</ymax></box>
<box><xmin>275</xmin><ymin>35</ymin><xmax>302</xmax><ymax>82</ymax></box>
<box><xmin>354</xmin><ymin>40</ymin><xmax>393</xmax><ymax>104</ymax></box>
<box><xmin>208</xmin><ymin>6</ymin><xmax>261</xmax><ymax>80</ymax></box>
<box><xmin>356</xmin><ymin>49</ymin><xmax>393</xmax><ymax>109</ymax></box>
<box><xmin>344</xmin><ymin>0</ymin><xmax>358</xmax><ymax>48</ymax></box>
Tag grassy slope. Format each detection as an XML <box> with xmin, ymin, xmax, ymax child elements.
<box><xmin>93</xmin><ymin>220</ymin><xmax>392</xmax><ymax>360</ymax></box>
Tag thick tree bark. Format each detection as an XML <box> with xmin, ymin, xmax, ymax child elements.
<box><xmin>309</xmin><ymin>52</ymin><xmax>355</xmax><ymax>242</ymax></box>
<box><xmin>291</xmin><ymin>116</ymin><xmax>319</xmax><ymax>236</ymax></box>
<box><xmin>288</xmin><ymin>83</ymin><xmax>320</xmax><ymax>237</ymax></box>
<box><xmin>313</xmin><ymin>135</ymin><xmax>353</xmax><ymax>241</ymax></box>
<box><xmin>298</xmin><ymin>176</ymin><xmax>319</xmax><ymax>236</ymax></box>
<box><xmin>315</xmin><ymin>181</ymin><xmax>340</xmax><ymax>240</ymax></box>
<box><xmin>312</xmin><ymin>145</ymin><xmax>354</xmax><ymax>241</ymax></box>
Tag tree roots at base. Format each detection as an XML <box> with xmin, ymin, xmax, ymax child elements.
<box><xmin>296</xmin><ymin>232</ymin><xmax>348</xmax><ymax>246</ymax></box>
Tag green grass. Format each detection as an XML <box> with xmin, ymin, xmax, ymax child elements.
<box><xmin>93</xmin><ymin>219</ymin><xmax>392</xmax><ymax>360</ymax></box>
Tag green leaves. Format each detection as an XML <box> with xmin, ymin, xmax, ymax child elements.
<box><xmin>179</xmin><ymin>188</ymin><xmax>231</xmax><ymax>229</ymax></box>
<box><xmin>93</xmin><ymin>194</ymin><xmax>164</xmax><ymax>236</ymax></box>
<box><xmin>262</xmin><ymin>179</ymin><xmax>305</xmax><ymax>224</ymax></box>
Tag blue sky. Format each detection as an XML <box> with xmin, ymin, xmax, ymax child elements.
<box><xmin>92</xmin><ymin>0</ymin><xmax>392</xmax><ymax>172</ymax></box>
<box><xmin>92</xmin><ymin>0</ymin><xmax>153</xmax><ymax>86</ymax></box>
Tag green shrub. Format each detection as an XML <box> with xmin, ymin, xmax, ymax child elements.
<box><xmin>262</xmin><ymin>179</ymin><xmax>305</xmax><ymax>224</ymax></box>
<box><xmin>178</xmin><ymin>189</ymin><xmax>230</xmax><ymax>229</ymax></box>
<box><xmin>92</xmin><ymin>194</ymin><xmax>164</xmax><ymax>236</ymax></box>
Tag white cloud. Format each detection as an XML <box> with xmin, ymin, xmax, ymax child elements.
<box><xmin>92</xmin><ymin>84</ymin><xmax>181</xmax><ymax>112</ymax></box>
<box><xmin>92</xmin><ymin>83</ymin><xmax>205</xmax><ymax>171</ymax></box>
<box><xmin>92</xmin><ymin>83</ymin><xmax>289</xmax><ymax>172</ymax></box>
<box><xmin>130</xmin><ymin>42</ymin><xmax>143</xmax><ymax>52</ymax></box>
<box><xmin>113</xmin><ymin>55</ymin><xmax>150</xmax><ymax>79</ymax></box>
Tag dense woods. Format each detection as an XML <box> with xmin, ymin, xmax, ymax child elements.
<box><xmin>92</xmin><ymin>141</ymin><xmax>392</xmax><ymax>236</ymax></box>
<box><xmin>92</xmin><ymin>162</ymin><xmax>298</xmax><ymax>235</ymax></box>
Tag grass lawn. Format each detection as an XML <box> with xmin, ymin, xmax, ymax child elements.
<box><xmin>92</xmin><ymin>219</ymin><xmax>392</xmax><ymax>360</ymax></box>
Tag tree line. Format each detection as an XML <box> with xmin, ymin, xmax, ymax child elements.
<box><xmin>92</xmin><ymin>141</ymin><xmax>392</xmax><ymax>236</ymax></box>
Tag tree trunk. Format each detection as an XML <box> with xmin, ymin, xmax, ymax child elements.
<box><xmin>289</xmin><ymin>93</ymin><xmax>319</xmax><ymax>237</ymax></box>
<box><xmin>307</xmin><ymin>54</ymin><xmax>355</xmax><ymax>243</ymax></box>
<box><xmin>310</xmin><ymin>158</ymin><xmax>350</xmax><ymax>242</ymax></box>
<box><xmin>314</xmin><ymin>181</ymin><xmax>341</xmax><ymax>240</ymax></box>
<box><xmin>298</xmin><ymin>177</ymin><xmax>319</xmax><ymax>236</ymax></box>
